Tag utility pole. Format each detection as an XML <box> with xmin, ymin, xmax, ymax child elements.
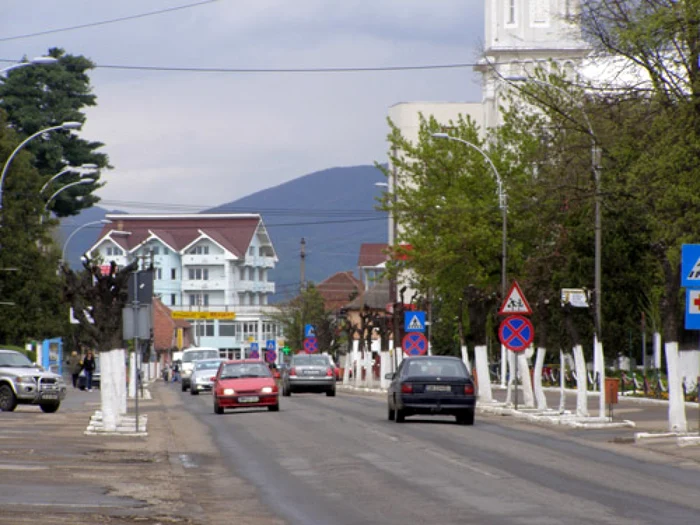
<box><xmin>300</xmin><ymin>237</ymin><xmax>306</xmax><ymax>292</ymax></box>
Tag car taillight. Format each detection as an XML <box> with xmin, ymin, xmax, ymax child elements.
<box><xmin>290</xmin><ymin>367</ymin><xmax>296</xmax><ymax>376</ymax></box>
<box><xmin>326</xmin><ymin>367</ymin><xmax>333</xmax><ymax>377</ymax></box>
<box><xmin>401</xmin><ymin>383</ymin><xmax>413</xmax><ymax>394</ymax></box>
<box><xmin>464</xmin><ymin>384</ymin><xmax>475</xmax><ymax>395</ymax></box>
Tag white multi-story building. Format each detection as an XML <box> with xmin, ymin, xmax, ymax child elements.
<box><xmin>86</xmin><ymin>213</ymin><xmax>281</xmax><ymax>359</ymax></box>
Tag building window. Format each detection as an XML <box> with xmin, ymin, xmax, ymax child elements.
<box><xmin>248</xmin><ymin>267</ymin><xmax>254</xmax><ymax>281</ymax></box>
<box><xmin>171</xmin><ymin>268</ymin><xmax>177</xmax><ymax>280</ymax></box>
<box><xmin>152</xmin><ymin>246</ymin><xmax>160</xmax><ymax>255</ymax></box>
<box><xmin>170</xmin><ymin>294</ymin><xmax>176</xmax><ymax>306</ymax></box>
<box><xmin>164</xmin><ymin>247</ymin><xmax>169</xmax><ymax>255</ymax></box>
<box><xmin>506</xmin><ymin>0</ymin><xmax>516</xmax><ymax>25</ymax></box>
<box><xmin>219</xmin><ymin>322</ymin><xmax>236</xmax><ymax>337</ymax></box>
<box><xmin>156</xmin><ymin>268</ymin><xmax>163</xmax><ymax>280</ymax></box>
<box><xmin>188</xmin><ymin>268</ymin><xmax>209</xmax><ymax>280</ymax></box>
<box><xmin>196</xmin><ymin>321</ymin><xmax>215</xmax><ymax>337</ymax></box>
<box><xmin>239</xmin><ymin>267</ymin><xmax>245</xmax><ymax>280</ymax></box>
<box><xmin>189</xmin><ymin>245</ymin><xmax>209</xmax><ymax>255</ymax></box>
<box><xmin>248</xmin><ymin>246</ymin><xmax>255</xmax><ymax>256</ymax></box>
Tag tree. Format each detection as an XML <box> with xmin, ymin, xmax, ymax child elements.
<box><xmin>0</xmin><ymin>48</ymin><xmax>108</xmax><ymax>217</ymax></box>
<box><xmin>62</xmin><ymin>258</ymin><xmax>138</xmax><ymax>352</ymax></box>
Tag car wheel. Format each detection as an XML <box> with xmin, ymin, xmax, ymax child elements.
<box><xmin>268</xmin><ymin>404</ymin><xmax>280</xmax><ymax>412</ymax></box>
<box><xmin>456</xmin><ymin>409</ymin><xmax>475</xmax><ymax>426</ymax></box>
<box><xmin>213</xmin><ymin>399</ymin><xmax>224</xmax><ymax>415</ymax></box>
<box><xmin>388</xmin><ymin>406</ymin><xmax>395</xmax><ymax>421</ymax></box>
<box><xmin>181</xmin><ymin>382</ymin><xmax>187</xmax><ymax>392</ymax></box>
<box><xmin>326</xmin><ymin>388</ymin><xmax>336</xmax><ymax>397</ymax></box>
<box><xmin>0</xmin><ymin>384</ymin><xmax>18</xmax><ymax>412</ymax></box>
<box><xmin>395</xmin><ymin>408</ymin><xmax>405</xmax><ymax>423</ymax></box>
<box><xmin>190</xmin><ymin>387</ymin><xmax>199</xmax><ymax>396</ymax></box>
<box><xmin>282</xmin><ymin>387</ymin><xmax>291</xmax><ymax>397</ymax></box>
<box><xmin>40</xmin><ymin>401</ymin><xmax>60</xmax><ymax>413</ymax></box>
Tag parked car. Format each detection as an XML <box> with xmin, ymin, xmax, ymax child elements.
<box><xmin>0</xmin><ymin>349</ymin><xmax>67</xmax><ymax>413</ymax></box>
<box><xmin>282</xmin><ymin>354</ymin><xmax>336</xmax><ymax>397</ymax></box>
<box><xmin>180</xmin><ymin>347</ymin><xmax>220</xmax><ymax>392</ymax></box>
<box><xmin>386</xmin><ymin>356</ymin><xmax>476</xmax><ymax>425</ymax></box>
<box><xmin>212</xmin><ymin>360</ymin><xmax>279</xmax><ymax>414</ymax></box>
<box><xmin>190</xmin><ymin>358</ymin><xmax>223</xmax><ymax>395</ymax></box>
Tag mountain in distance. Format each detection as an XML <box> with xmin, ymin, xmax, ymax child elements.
<box><xmin>60</xmin><ymin>165</ymin><xmax>389</xmax><ymax>302</ymax></box>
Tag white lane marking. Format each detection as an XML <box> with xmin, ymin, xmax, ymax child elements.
<box><xmin>179</xmin><ymin>453</ymin><xmax>198</xmax><ymax>469</ymax></box>
<box><xmin>422</xmin><ymin>448</ymin><xmax>500</xmax><ymax>478</ymax></box>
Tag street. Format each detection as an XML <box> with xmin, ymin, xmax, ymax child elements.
<box><xmin>180</xmin><ymin>386</ymin><xmax>700</xmax><ymax>525</ymax></box>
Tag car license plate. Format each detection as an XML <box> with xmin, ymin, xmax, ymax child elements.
<box><xmin>426</xmin><ymin>385</ymin><xmax>451</xmax><ymax>392</ymax></box>
<box><xmin>41</xmin><ymin>392</ymin><xmax>58</xmax><ymax>399</ymax></box>
<box><xmin>305</xmin><ymin>370</ymin><xmax>320</xmax><ymax>375</ymax></box>
<box><xmin>238</xmin><ymin>396</ymin><xmax>259</xmax><ymax>403</ymax></box>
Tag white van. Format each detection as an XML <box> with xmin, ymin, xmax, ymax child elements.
<box><xmin>180</xmin><ymin>347</ymin><xmax>220</xmax><ymax>392</ymax></box>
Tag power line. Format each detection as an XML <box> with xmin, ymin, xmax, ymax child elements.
<box><xmin>0</xmin><ymin>0</ymin><xmax>220</xmax><ymax>43</ymax></box>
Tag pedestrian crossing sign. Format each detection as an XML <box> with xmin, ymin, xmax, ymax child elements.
<box><xmin>498</xmin><ymin>281</ymin><xmax>532</xmax><ymax>316</ymax></box>
<box><xmin>681</xmin><ymin>244</ymin><xmax>700</xmax><ymax>288</ymax></box>
<box><xmin>404</xmin><ymin>311</ymin><xmax>426</xmax><ymax>332</ymax></box>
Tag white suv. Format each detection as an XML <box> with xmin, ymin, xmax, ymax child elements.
<box><xmin>180</xmin><ymin>347</ymin><xmax>220</xmax><ymax>392</ymax></box>
<box><xmin>0</xmin><ymin>349</ymin><xmax>67</xmax><ymax>413</ymax></box>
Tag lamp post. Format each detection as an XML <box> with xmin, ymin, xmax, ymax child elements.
<box><xmin>44</xmin><ymin>179</ymin><xmax>93</xmax><ymax>211</ymax></box>
<box><xmin>0</xmin><ymin>56</ymin><xmax>57</xmax><ymax>75</ymax></box>
<box><xmin>40</xmin><ymin>164</ymin><xmax>97</xmax><ymax>194</ymax></box>
<box><xmin>61</xmin><ymin>219</ymin><xmax>111</xmax><ymax>267</ymax></box>
<box><xmin>505</xmin><ymin>75</ymin><xmax>605</xmax><ymax>417</ymax></box>
<box><xmin>0</xmin><ymin>121</ymin><xmax>83</xmax><ymax>209</ymax></box>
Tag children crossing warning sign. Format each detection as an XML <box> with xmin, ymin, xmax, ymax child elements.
<box><xmin>404</xmin><ymin>311</ymin><xmax>426</xmax><ymax>332</ymax></box>
<box><xmin>498</xmin><ymin>281</ymin><xmax>532</xmax><ymax>316</ymax></box>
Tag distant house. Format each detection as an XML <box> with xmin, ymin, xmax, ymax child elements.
<box><xmin>152</xmin><ymin>297</ymin><xmax>193</xmax><ymax>357</ymax></box>
<box><xmin>357</xmin><ymin>243</ymin><xmax>388</xmax><ymax>290</ymax></box>
<box><xmin>316</xmin><ymin>271</ymin><xmax>364</xmax><ymax>312</ymax></box>
<box><xmin>85</xmin><ymin>213</ymin><xmax>281</xmax><ymax>360</ymax></box>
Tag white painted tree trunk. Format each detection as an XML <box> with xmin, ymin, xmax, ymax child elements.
<box><xmin>518</xmin><ymin>352</ymin><xmax>535</xmax><ymax>408</ymax></box>
<box><xmin>342</xmin><ymin>353</ymin><xmax>351</xmax><ymax>385</ymax></box>
<box><xmin>500</xmin><ymin>344</ymin><xmax>507</xmax><ymax>388</ymax></box>
<box><xmin>129</xmin><ymin>352</ymin><xmax>137</xmax><ymax>398</ymax></box>
<box><xmin>366</xmin><ymin>351</ymin><xmax>375</xmax><ymax>389</ymax></box>
<box><xmin>664</xmin><ymin>341</ymin><xmax>688</xmax><ymax>432</ymax></box>
<box><xmin>100</xmin><ymin>349</ymin><xmax>122</xmax><ymax>431</ymax></box>
<box><xmin>559</xmin><ymin>350</ymin><xmax>567</xmax><ymax>412</ymax></box>
<box><xmin>353</xmin><ymin>341</ymin><xmax>360</xmax><ymax>388</ymax></box>
<box><xmin>534</xmin><ymin>347</ymin><xmax>547</xmax><ymax>410</ymax></box>
<box><xmin>573</xmin><ymin>345</ymin><xmax>588</xmax><ymax>417</ymax></box>
<box><xmin>653</xmin><ymin>332</ymin><xmax>662</xmax><ymax>369</ymax></box>
<box><xmin>594</xmin><ymin>337</ymin><xmax>605</xmax><ymax>418</ymax></box>
<box><xmin>474</xmin><ymin>345</ymin><xmax>492</xmax><ymax>403</ymax></box>
<box><xmin>460</xmin><ymin>345</ymin><xmax>471</xmax><ymax>373</ymax></box>
<box><xmin>504</xmin><ymin>349</ymin><xmax>516</xmax><ymax>406</ymax></box>
<box><xmin>117</xmin><ymin>349</ymin><xmax>127</xmax><ymax>416</ymax></box>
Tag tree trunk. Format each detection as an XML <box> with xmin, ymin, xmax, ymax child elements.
<box><xmin>534</xmin><ymin>347</ymin><xmax>548</xmax><ymax>410</ymax></box>
<box><xmin>573</xmin><ymin>345</ymin><xmax>589</xmax><ymax>417</ymax></box>
<box><xmin>474</xmin><ymin>345</ymin><xmax>492</xmax><ymax>403</ymax></box>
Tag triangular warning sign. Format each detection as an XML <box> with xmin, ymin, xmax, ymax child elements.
<box><xmin>407</xmin><ymin>315</ymin><xmax>424</xmax><ymax>331</ymax></box>
<box><xmin>498</xmin><ymin>281</ymin><xmax>532</xmax><ymax>316</ymax></box>
<box><xmin>688</xmin><ymin>258</ymin><xmax>700</xmax><ymax>281</ymax></box>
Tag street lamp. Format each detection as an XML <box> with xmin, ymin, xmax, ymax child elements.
<box><xmin>432</xmin><ymin>132</ymin><xmax>508</xmax><ymax>386</ymax></box>
<box><xmin>0</xmin><ymin>121</ymin><xmax>83</xmax><ymax>209</ymax></box>
<box><xmin>40</xmin><ymin>164</ymin><xmax>98</xmax><ymax>194</ymax></box>
<box><xmin>0</xmin><ymin>56</ymin><xmax>57</xmax><ymax>75</ymax></box>
<box><xmin>61</xmin><ymin>219</ymin><xmax>111</xmax><ymax>267</ymax></box>
<box><xmin>505</xmin><ymin>74</ymin><xmax>605</xmax><ymax>417</ymax></box>
<box><xmin>44</xmin><ymin>179</ymin><xmax>94</xmax><ymax>211</ymax></box>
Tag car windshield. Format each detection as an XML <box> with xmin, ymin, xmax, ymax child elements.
<box><xmin>183</xmin><ymin>350</ymin><xmax>219</xmax><ymax>362</ymax></box>
<box><xmin>0</xmin><ymin>351</ymin><xmax>36</xmax><ymax>368</ymax></box>
<box><xmin>220</xmin><ymin>363</ymin><xmax>271</xmax><ymax>379</ymax></box>
<box><xmin>403</xmin><ymin>359</ymin><xmax>468</xmax><ymax>379</ymax></box>
<box><xmin>195</xmin><ymin>360</ymin><xmax>221</xmax><ymax>370</ymax></box>
<box><xmin>292</xmin><ymin>355</ymin><xmax>329</xmax><ymax>367</ymax></box>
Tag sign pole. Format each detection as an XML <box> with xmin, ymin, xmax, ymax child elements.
<box><xmin>514</xmin><ymin>352</ymin><xmax>518</xmax><ymax>411</ymax></box>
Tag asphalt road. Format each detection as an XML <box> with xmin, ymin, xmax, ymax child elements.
<box><xmin>177</xmin><ymin>388</ymin><xmax>700</xmax><ymax>525</ymax></box>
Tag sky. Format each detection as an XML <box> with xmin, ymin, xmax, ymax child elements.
<box><xmin>1</xmin><ymin>0</ymin><xmax>485</xmax><ymax>214</ymax></box>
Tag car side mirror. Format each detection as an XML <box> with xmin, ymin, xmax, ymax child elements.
<box><xmin>384</xmin><ymin>373</ymin><xmax>394</xmax><ymax>380</ymax></box>
<box><xmin>210</xmin><ymin>376</ymin><xmax>217</xmax><ymax>382</ymax></box>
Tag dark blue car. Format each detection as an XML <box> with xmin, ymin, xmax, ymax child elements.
<box><xmin>386</xmin><ymin>356</ymin><xmax>476</xmax><ymax>425</ymax></box>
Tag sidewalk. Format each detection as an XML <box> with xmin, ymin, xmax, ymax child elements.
<box><xmin>0</xmin><ymin>381</ymin><xmax>283</xmax><ymax>525</ymax></box>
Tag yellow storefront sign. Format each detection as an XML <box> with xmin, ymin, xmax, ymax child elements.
<box><xmin>171</xmin><ymin>311</ymin><xmax>236</xmax><ymax>320</ymax></box>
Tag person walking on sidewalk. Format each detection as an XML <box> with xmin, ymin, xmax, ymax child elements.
<box><xmin>66</xmin><ymin>351</ymin><xmax>82</xmax><ymax>388</ymax></box>
<box><xmin>82</xmin><ymin>351</ymin><xmax>96</xmax><ymax>391</ymax></box>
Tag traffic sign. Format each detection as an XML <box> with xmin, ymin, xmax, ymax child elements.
<box><xmin>498</xmin><ymin>281</ymin><xmax>532</xmax><ymax>316</ymax></box>
<box><xmin>266</xmin><ymin>339</ymin><xmax>276</xmax><ymax>351</ymax></box>
<box><xmin>685</xmin><ymin>289</ymin><xmax>700</xmax><ymax>329</ymax></box>
<box><xmin>265</xmin><ymin>350</ymin><xmax>277</xmax><ymax>363</ymax></box>
<box><xmin>304</xmin><ymin>324</ymin><xmax>316</xmax><ymax>338</ymax></box>
<box><xmin>498</xmin><ymin>315</ymin><xmax>534</xmax><ymax>352</ymax></box>
<box><xmin>681</xmin><ymin>244</ymin><xmax>700</xmax><ymax>288</ymax></box>
<box><xmin>404</xmin><ymin>311</ymin><xmax>426</xmax><ymax>332</ymax></box>
<box><xmin>402</xmin><ymin>332</ymin><xmax>428</xmax><ymax>356</ymax></box>
<box><xmin>303</xmin><ymin>337</ymin><xmax>318</xmax><ymax>354</ymax></box>
<box><xmin>250</xmin><ymin>349</ymin><xmax>260</xmax><ymax>359</ymax></box>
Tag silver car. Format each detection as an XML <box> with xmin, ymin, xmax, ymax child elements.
<box><xmin>189</xmin><ymin>358</ymin><xmax>223</xmax><ymax>395</ymax></box>
<box><xmin>282</xmin><ymin>354</ymin><xmax>336</xmax><ymax>397</ymax></box>
<box><xmin>0</xmin><ymin>349</ymin><xmax>67</xmax><ymax>412</ymax></box>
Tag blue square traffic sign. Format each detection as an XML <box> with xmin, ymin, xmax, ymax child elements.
<box><xmin>404</xmin><ymin>311</ymin><xmax>426</xmax><ymax>332</ymax></box>
<box><xmin>681</xmin><ymin>244</ymin><xmax>700</xmax><ymax>288</ymax></box>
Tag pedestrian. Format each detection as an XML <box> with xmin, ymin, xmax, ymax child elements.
<box><xmin>82</xmin><ymin>350</ymin><xmax>96</xmax><ymax>391</ymax></box>
<box><xmin>65</xmin><ymin>351</ymin><xmax>82</xmax><ymax>388</ymax></box>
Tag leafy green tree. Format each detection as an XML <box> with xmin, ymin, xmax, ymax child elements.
<box><xmin>0</xmin><ymin>48</ymin><xmax>108</xmax><ymax>217</ymax></box>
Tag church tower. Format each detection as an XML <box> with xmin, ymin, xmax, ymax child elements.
<box><xmin>479</xmin><ymin>0</ymin><xmax>591</xmax><ymax>129</ymax></box>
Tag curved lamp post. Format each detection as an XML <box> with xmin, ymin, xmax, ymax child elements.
<box><xmin>40</xmin><ymin>164</ymin><xmax>97</xmax><ymax>194</ymax></box>
<box><xmin>505</xmin><ymin>75</ymin><xmax>605</xmax><ymax>417</ymax></box>
<box><xmin>0</xmin><ymin>121</ymin><xmax>83</xmax><ymax>209</ymax></box>
<box><xmin>61</xmin><ymin>219</ymin><xmax>111</xmax><ymax>266</ymax></box>
<box><xmin>0</xmin><ymin>56</ymin><xmax>57</xmax><ymax>75</ymax></box>
<box><xmin>44</xmin><ymin>179</ymin><xmax>94</xmax><ymax>211</ymax></box>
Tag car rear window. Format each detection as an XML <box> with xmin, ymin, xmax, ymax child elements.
<box><xmin>403</xmin><ymin>359</ymin><xmax>468</xmax><ymax>379</ymax></box>
<box><xmin>292</xmin><ymin>355</ymin><xmax>329</xmax><ymax>366</ymax></box>
<box><xmin>195</xmin><ymin>360</ymin><xmax>222</xmax><ymax>370</ymax></box>
<box><xmin>220</xmin><ymin>362</ymin><xmax>271</xmax><ymax>379</ymax></box>
<box><xmin>183</xmin><ymin>350</ymin><xmax>220</xmax><ymax>362</ymax></box>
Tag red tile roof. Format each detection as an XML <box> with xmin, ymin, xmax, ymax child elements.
<box><xmin>357</xmin><ymin>243</ymin><xmax>388</xmax><ymax>268</ymax></box>
<box><xmin>316</xmin><ymin>271</ymin><xmax>364</xmax><ymax>311</ymax></box>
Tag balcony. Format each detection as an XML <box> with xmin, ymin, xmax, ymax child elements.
<box><xmin>182</xmin><ymin>279</ymin><xmax>225</xmax><ymax>291</ymax></box>
<box><xmin>253</xmin><ymin>282</ymin><xmax>275</xmax><ymax>294</ymax></box>
<box><xmin>233</xmin><ymin>281</ymin><xmax>275</xmax><ymax>294</ymax></box>
<box><xmin>244</xmin><ymin>255</ymin><xmax>276</xmax><ymax>268</ymax></box>
<box><xmin>182</xmin><ymin>254</ymin><xmax>225</xmax><ymax>266</ymax></box>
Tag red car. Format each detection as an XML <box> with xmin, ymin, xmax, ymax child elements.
<box><xmin>212</xmin><ymin>360</ymin><xmax>279</xmax><ymax>414</ymax></box>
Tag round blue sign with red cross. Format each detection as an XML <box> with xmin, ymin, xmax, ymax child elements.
<box><xmin>498</xmin><ymin>315</ymin><xmax>534</xmax><ymax>353</ymax></box>
<box><xmin>265</xmin><ymin>350</ymin><xmax>276</xmax><ymax>363</ymax></box>
<box><xmin>303</xmin><ymin>337</ymin><xmax>318</xmax><ymax>354</ymax></box>
<box><xmin>402</xmin><ymin>332</ymin><xmax>428</xmax><ymax>356</ymax></box>
<box><xmin>250</xmin><ymin>349</ymin><xmax>260</xmax><ymax>359</ymax></box>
